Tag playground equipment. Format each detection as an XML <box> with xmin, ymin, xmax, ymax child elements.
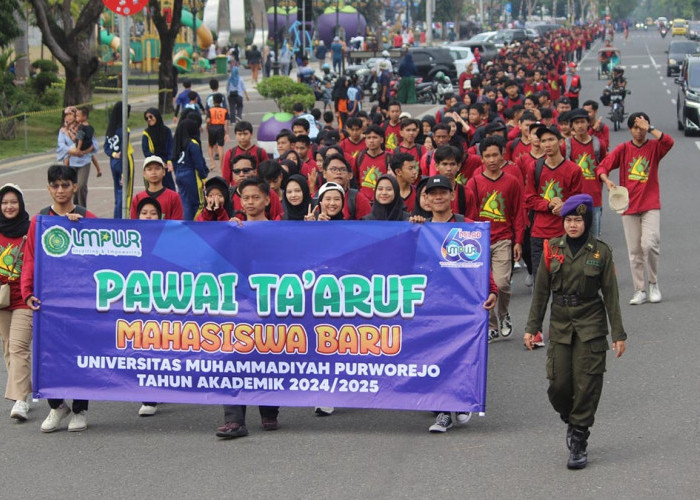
<box><xmin>317</xmin><ymin>6</ymin><xmax>366</xmax><ymax>46</ymax></box>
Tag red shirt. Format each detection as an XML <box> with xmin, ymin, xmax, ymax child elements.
<box><xmin>506</xmin><ymin>137</ymin><xmax>532</xmax><ymax>163</ymax></box>
<box><xmin>356</xmin><ymin>150</ymin><xmax>389</xmax><ymax>201</ymax></box>
<box><xmin>565</xmin><ymin>137</ymin><xmax>606</xmax><ymax>207</ymax></box>
<box><xmin>474</xmin><ymin>161</ymin><xmax>524</xmax><ymax>187</ymax></box>
<box><xmin>455</xmin><ymin>153</ymin><xmax>484</xmax><ymax>184</ymax></box>
<box><xmin>517</xmin><ymin>152</ymin><xmax>545</xmax><ymax>190</ymax></box>
<box><xmin>590</xmin><ymin>123</ymin><xmax>610</xmax><ymax>152</ymax></box>
<box><xmin>196</xmin><ymin>207</ymin><xmax>230</xmax><ymax>222</ymax></box>
<box><xmin>383</xmin><ymin>121</ymin><xmax>402</xmax><ymax>151</ymax></box>
<box><xmin>232</xmin><ymin>189</ymin><xmax>284</xmax><ymax>220</ymax></box>
<box><xmin>394</xmin><ymin>143</ymin><xmax>425</xmax><ymax>164</ymax></box>
<box><xmin>401</xmin><ymin>185</ymin><xmax>416</xmax><ymax>213</ymax></box>
<box><xmin>130</xmin><ymin>188</ymin><xmax>184</xmax><ymax>220</ymax></box>
<box><xmin>0</xmin><ymin>233</ymin><xmax>29</xmax><ymax>310</ymax></box>
<box><xmin>221</xmin><ymin>144</ymin><xmax>269</xmax><ymax>185</ymax></box>
<box><xmin>595</xmin><ymin>134</ymin><xmax>674</xmax><ymax>215</ymax></box>
<box><xmin>343</xmin><ymin>189</ymin><xmax>372</xmax><ymax>220</ymax></box>
<box><xmin>525</xmin><ymin>158</ymin><xmax>583</xmax><ymax>239</ymax></box>
<box><xmin>465</xmin><ymin>171</ymin><xmax>525</xmax><ymax>245</ymax></box>
<box><xmin>340</xmin><ymin>137</ymin><xmax>366</xmax><ymax>163</ymax></box>
<box><xmin>21</xmin><ymin>208</ymin><xmax>97</xmax><ymax>302</ymax></box>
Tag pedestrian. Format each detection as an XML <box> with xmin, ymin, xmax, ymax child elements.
<box><xmin>397</xmin><ymin>52</ymin><xmax>417</xmax><ymax>104</ymax></box>
<box><xmin>196</xmin><ymin>176</ymin><xmax>235</xmax><ymax>222</ymax></box>
<box><xmin>56</xmin><ymin>107</ymin><xmax>99</xmax><ymax>208</ymax></box>
<box><xmin>331</xmin><ymin>36</ymin><xmax>343</xmax><ymax>73</ymax></box>
<box><xmin>173</xmin><ymin>119</ymin><xmax>209</xmax><ymax>220</ymax></box>
<box><xmin>22</xmin><ymin>165</ymin><xmax>97</xmax><ymax>432</ymax></box>
<box><xmin>388</xmin><ymin>152</ymin><xmax>418</xmax><ymax>212</ymax></box>
<box><xmin>596</xmin><ymin>112</ymin><xmax>674</xmax><ymax>305</ymax></box>
<box><xmin>0</xmin><ymin>184</ymin><xmax>32</xmax><ymax>422</ymax></box>
<box><xmin>226</xmin><ymin>66</ymin><xmax>247</xmax><ymax>123</ymax></box>
<box><xmin>561</xmin><ymin>63</ymin><xmax>581</xmax><ymax>109</ymax></box>
<box><xmin>104</xmin><ymin>104</ymin><xmax>134</xmax><ymax>219</ymax></box>
<box><xmin>248</xmin><ymin>44</ymin><xmax>262</xmax><ymax>83</ymax></box>
<box><xmin>129</xmin><ymin>156</ymin><xmax>183</xmax><ymax>220</ymax></box>
<box><xmin>205</xmin><ymin>94</ymin><xmax>230</xmax><ymax>169</ymax></box>
<box><xmin>524</xmin><ymin>193</ymin><xmax>627</xmax><ymax>470</ymax></box>
<box><xmin>142</xmin><ymin>108</ymin><xmax>176</xmax><ymax>191</ymax></box>
<box><xmin>282</xmin><ymin>174</ymin><xmax>311</xmax><ymax>220</ymax></box>
<box><xmin>221</xmin><ymin>121</ymin><xmax>269</xmax><ymax>186</ymax></box>
<box><xmin>363</xmin><ymin>175</ymin><xmax>410</xmax><ymax>221</ymax></box>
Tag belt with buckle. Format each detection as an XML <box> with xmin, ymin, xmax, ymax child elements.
<box><xmin>552</xmin><ymin>293</ymin><xmax>583</xmax><ymax>307</ymax></box>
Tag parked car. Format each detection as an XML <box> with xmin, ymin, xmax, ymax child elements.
<box><xmin>525</xmin><ymin>28</ymin><xmax>540</xmax><ymax>40</ymax></box>
<box><xmin>666</xmin><ymin>40</ymin><xmax>700</xmax><ymax>76</ymax></box>
<box><xmin>496</xmin><ymin>29</ymin><xmax>529</xmax><ymax>44</ymax></box>
<box><xmin>447</xmin><ymin>46</ymin><xmax>478</xmax><ymax>75</ymax></box>
<box><xmin>467</xmin><ymin>31</ymin><xmax>498</xmax><ymax>43</ymax></box>
<box><xmin>687</xmin><ymin>21</ymin><xmax>700</xmax><ymax>40</ymax></box>
<box><xmin>408</xmin><ymin>47</ymin><xmax>457</xmax><ymax>82</ymax></box>
<box><xmin>451</xmin><ymin>40</ymin><xmax>499</xmax><ymax>64</ymax></box>
<box><xmin>675</xmin><ymin>54</ymin><xmax>700</xmax><ymax>135</ymax></box>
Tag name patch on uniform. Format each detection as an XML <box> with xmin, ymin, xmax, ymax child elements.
<box><xmin>586</xmin><ymin>259</ymin><xmax>602</xmax><ymax>267</ymax></box>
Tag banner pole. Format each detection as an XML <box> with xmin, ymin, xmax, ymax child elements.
<box><xmin>121</xmin><ymin>15</ymin><xmax>130</xmax><ymax>219</ymax></box>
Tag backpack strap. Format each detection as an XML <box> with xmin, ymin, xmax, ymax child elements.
<box><xmin>535</xmin><ymin>156</ymin><xmax>546</xmax><ymax>190</ymax></box>
<box><xmin>510</xmin><ymin>137</ymin><xmax>520</xmax><ymax>155</ymax></box>
<box><xmin>453</xmin><ymin>213</ymin><xmax>466</xmax><ymax>222</ymax></box>
<box><xmin>564</xmin><ymin>138</ymin><xmax>572</xmax><ymax>160</ymax></box>
<box><xmin>39</xmin><ymin>206</ymin><xmax>51</xmax><ymax>215</ymax></box>
<box><xmin>457</xmin><ymin>185</ymin><xmax>467</xmax><ymax>215</ymax></box>
<box><xmin>592</xmin><ymin>136</ymin><xmax>601</xmax><ymax>163</ymax></box>
<box><xmin>347</xmin><ymin>188</ymin><xmax>358</xmax><ymax>220</ymax></box>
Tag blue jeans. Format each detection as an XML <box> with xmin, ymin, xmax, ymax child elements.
<box><xmin>591</xmin><ymin>206</ymin><xmax>602</xmax><ymax>238</ymax></box>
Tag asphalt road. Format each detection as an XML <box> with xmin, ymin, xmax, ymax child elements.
<box><xmin>0</xmin><ymin>32</ymin><xmax>698</xmax><ymax>498</ymax></box>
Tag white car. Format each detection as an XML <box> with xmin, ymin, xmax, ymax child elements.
<box><xmin>447</xmin><ymin>46</ymin><xmax>479</xmax><ymax>75</ymax></box>
<box><xmin>467</xmin><ymin>31</ymin><xmax>500</xmax><ymax>44</ymax></box>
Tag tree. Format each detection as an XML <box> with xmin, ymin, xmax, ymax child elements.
<box><xmin>30</xmin><ymin>0</ymin><xmax>103</xmax><ymax>106</ymax></box>
<box><xmin>149</xmin><ymin>0</ymin><xmax>184</xmax><ymax>114</ymax></box>
<box><xmin>0</xmin><ymin>0</ymin><xmax>22</xmax><ymax>49</ymax></box>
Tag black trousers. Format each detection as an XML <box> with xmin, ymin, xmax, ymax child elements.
<box><xmin>49</xmin><ymin>399</ymin><xmax>88</xmax><ymax>413</ymax></box>
<box><xmin>223</xmin><ymin>405</ymin><xmax>279</xmax><ymax>425</ymax></box>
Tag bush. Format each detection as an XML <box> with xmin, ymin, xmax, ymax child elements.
<box><xmin>257</xmin><ymin>75</ymin><xmax>315</xmax><ymax>111</ymax></box>
<box><xmin>279</xmin><ymin>94</ymin><xmax>316</xmax><ymax>113</ymax></box>
<box><xmin>31</xmin><ymin>59</ymin><xmax>59</xmax><ymax>74</ymax></box>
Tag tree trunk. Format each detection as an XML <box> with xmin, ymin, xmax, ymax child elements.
<box><xmin>158</xmin><ymin>35</ymin><xmax>176</xmax><ymax>114</ymax></box>
<box><xmin>62</xmin><ymin>33</ymin><xmax>99</xmax><ymax>106</ymax></box>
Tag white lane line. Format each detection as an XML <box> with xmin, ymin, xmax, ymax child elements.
<box><xmin>672</xmin><ymin>98</ymin><xmax>677</xmax><ymax>105</ymax></box>
<box><xmin>631</xmin><ymin>65</ymin><xmax>639</xmax><ymax>69</ymax></box>
<box><xmin>643</xmin><ymin>64</ymin><xmax>650</xmax><ymax>68</ymax></box>
<box><xmin>663</xmin><ymin>81</ymin><xmax>667</xmax><ymax>86</ymax></box>
<box><xmin>645</xmin><ymin>42</ymin><xmax>660</xmax><ymax>68</ymax></box>
<box><xmin>695</xmin><ymin>141</ymin><xmax>700</xmax><ymax>152</ymax></box>
<box><xmin>667</xmin><ymin>88</ymin><xmax>672</xmax><ymax>94</ymax></box>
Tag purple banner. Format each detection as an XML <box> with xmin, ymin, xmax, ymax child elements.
<box><xmin>33</xmin><ymin>217</ymin><xmax>491</xmax><ymax>411</ymax></box>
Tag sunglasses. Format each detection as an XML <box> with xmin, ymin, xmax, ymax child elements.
<box><xmin>232</xmin><ymin>168</ymin><xmax>254</xmax><ymax>175</ymax></box>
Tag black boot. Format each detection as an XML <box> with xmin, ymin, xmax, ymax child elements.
<box><xmin>567</xmin><ymin>426</ymin><xmax>590</xmax><ymax>470</ymax></box>
<box><xmin>566</xmin><ymin>423</ymin><xmax>574</xmax><ymax>450</ymax></box>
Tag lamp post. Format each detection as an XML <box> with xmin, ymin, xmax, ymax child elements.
<box><xmin>190</xmin><ymin>0</ymin><xmax>198</xmax><ymax>56</ymax></box>
<box><xmin>273</xmin><ymin>0</ymin><xmax>280</xmax><ymax>74</ymax></box>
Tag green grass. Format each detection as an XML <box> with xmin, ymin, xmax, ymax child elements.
<box><xmin>0</xmin><ymin>111</ymin><xmax>149</xmax><ymax>161</ymax></box>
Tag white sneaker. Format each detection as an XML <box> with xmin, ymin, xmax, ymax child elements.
<box><xmin>429</xmin><ymin>412</ymin><xmax>453</xmax><ymax>433</ymax></box>
<box><xmin>41</xmin><ymin>405</ymin><xmax>71</xmax><ymax>433</ymax></box>
<box><xmin>314</xmin><ymin>407</ymin><xmax>334</xmax><ymax>416</ymax></box>
<box><xmin>68</xmin><ymin>410</ymin><xmax>88</xmax><ymax>432</ymax></box>
<box><xmin>525</xmin><ymin>274</ymin><xmax>533</xmax><ymax>287</ymax></box>
<box><xmin>138</xmin><ymin>404</ymin><xmax>157</xmax><ymax>417</ymax></box>
<box><xmin>455</xmin><ymin>411</ymin><xmax>472</xmax><ymax>424</ymax></box>
<box><xmin>629</xmin><ymin>290</ymin><xmax>647</xmax><ymax>305</ymax></box>
<box><xmin>10</xmin><ymin>400</ymin><xmax>29</xmax><ymax>421</ymax></box>
<box><xmin>648</xmin><ymin>283</ymin><xmax>662</xmax><ymax>303</ymax></box>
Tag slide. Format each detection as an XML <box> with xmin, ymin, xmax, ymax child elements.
<box><xmin>99</xmin><ymin>28</ymin><xmax>120</xmax><ymax>52</ymax></box>
<box><xmin>181</xmin><ymin>8</ymin><xmax>214</xmax><ymax>49</ymax></box>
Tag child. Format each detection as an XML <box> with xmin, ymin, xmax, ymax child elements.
<box><xmin>69</xmin><ymin>107</ymin><xmax>102</xmax><ymax>177</ymax></box>
<box><xmin>221</xmin><ymin>121</ymin><xmax>269</xmax><ymax>186</ymax></box>
<box><xmin>321</xmin><ymin>79</ymin><xmax>333</xmax><ymax>112</ymax></box>
<box><xmin>21</xmin><ymin>165</ymin><xmax>97</xmax><ymax>433</ymax></box>
<box><xmin>206</xmin><ymin>94</ymin><xmax>230</xmax><ymax>168</ymax></box>
<box><xmin>174</xmin><ymin>79</ymin><xmax>202</xmax><ymax>122</ymax></box>
<box><xmin>130</xmin><ymin>156</ymin><xmax>183</xmax><ymax>220</ymax></box>
<box><xmin>196</xmin><ymin>176</ymin><xmax>234</xmax><ymax>222</ymax></box>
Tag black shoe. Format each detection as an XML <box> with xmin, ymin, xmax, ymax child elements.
<box><xmin>566</xmin><ymin>423</ymin><xmax>574</xmax><ymax>450</ymax></box>
<box><xmin>567</xmin><ymin>427</ymin><xmax>590</xmax><ymax>470</ymax></box>
<box><xmin>216</xmin><ymin>422</ymin><xmax>249</xmax><ymax>439</ymax></box>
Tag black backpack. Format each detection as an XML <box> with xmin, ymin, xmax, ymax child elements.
<box><xmin>40</xmin><ymin>205</ymin><xmax>87</xmax><ymax>216</ymax></box>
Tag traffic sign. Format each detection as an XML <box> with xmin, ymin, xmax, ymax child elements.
<box><xmin>505</xmin><ymin>3</ymin><xmax>512</xmax><ymax>14</ymax></box>
<box><xmin>103</xmin><ymin>0</ymin><xmax>148</xmax><ymax>16</ymax></box>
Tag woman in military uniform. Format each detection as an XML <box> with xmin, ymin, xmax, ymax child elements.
<box><xmin>524</xmin><ymin>193</ymin><xmax>627</xmax><ymax>470</ymax></box>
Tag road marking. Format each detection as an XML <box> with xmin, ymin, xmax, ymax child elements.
<box><xmin>695</xmin><ymin>141</ymin><xmax>700</xmax><ymax>151</ymax></box>
<box><xmin>663</xmin><ymin>81</ymin><xmax>667</xmax><ymax>86</ymax></box>
<box><xmin>631</xmin><ymin>65</ymin><xmax>639</xmax><ymax>69</ymax></box>
<box><xmin>645</xmin><ymin>42</ymin><xmax>660</xmax><ymax>68</ymax></box>
<box><xmin>672</xmin><ymin>98</ymin><xmax>677</xmax><ymax>105</ymax></box>
<box><xmin>667</xmin><ymin>89</ymin><xmax>672</xmax><ymax>94</ymax></box>
<box><xmin>643</xmin><ymin>64</ymin><xmax>650</xmax><ymax>68</ymax></box>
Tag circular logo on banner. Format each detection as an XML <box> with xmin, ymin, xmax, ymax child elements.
<box><xmin>42</xmin><ymin>226</ymin><xmax>71</xmax><ymax>257</ymax></box>
<box><xmin>102</xmin><ymin>0</ymin><xmax>148</xmax><ymax>16</ymax></box>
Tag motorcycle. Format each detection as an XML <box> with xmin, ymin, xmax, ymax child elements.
<box><xmin>416</xmin><ymin>79</ymin><xmax>437</xmax><ymax>104</ymax></box>
<box><xmin>603</xmin><ymin>86</ymin><xmax>630</xmax><ymax>131</ymax></box>
<box><xmin>660</xmin><ymin>27</ymin><xmax>668</xmax><ymax>38</ymax></box>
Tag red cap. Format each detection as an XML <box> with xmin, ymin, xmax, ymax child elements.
<box><xmin>568</xmin><ymin>62</ymin><xmax>576</xmax><ymax>68</ymax></box>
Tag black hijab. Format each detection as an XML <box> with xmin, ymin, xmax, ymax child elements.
<box><xmin>0</xmin><ymin>184</ymin><xmax>30</xmax><ymax>238</ymax></box>
<box><xmin>366</xmin><ymin>176</ymin><xmax>405</xmax><ymax>221</ymax></box>
<box><xmin>205</xmin><ymin>176</ymin><xmax>234</xmax><ymax>217</ymax></box>
<box><xmin>143</xmin><ymin>108</ymin><xmax>171</xmax><ymax>156</ymax></box>
<box><xmin>283</xmin><ymin>175</ymin><xmax>311</xmax><ymax>221</ymax></box>
<box><xmin>412</xmin><ymin>177</ymin><xmax>433</xmax><ymax>218</ymax></box>
<box><xmin>173</xmin><ymin>119</ymin><xmax>200</xmax><ymax>160</ymax></box>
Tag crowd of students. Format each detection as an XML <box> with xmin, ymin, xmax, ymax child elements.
<box><xmin>0</xmin><ymin>24</ymin><xmax>672</xmax><ymax>439</ymax></box>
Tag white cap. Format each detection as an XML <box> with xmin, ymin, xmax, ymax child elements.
<box><xmin>318</xmin><ymin>182</ymin><xmax>345</xmax><ymax>201</ymax></box>
<box><xmin>142</xmin><ymin>155</ymin><xmax>165</xmax><ymax>169</ymax></box>
<box><xmin>608</xmin><ymin>186</ymin><xmax>629</xmax><ymax>214</ymax></box>
<box><xmin>382</xmin><ymin>50</ymin><xmax>390</xmax><ymax>57</ymax></box>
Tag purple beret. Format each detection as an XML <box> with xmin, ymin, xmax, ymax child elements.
<box><xmin>561</xmin><ymin>193</ymin><xmax>594</xmax><ymax>218</ymax></box>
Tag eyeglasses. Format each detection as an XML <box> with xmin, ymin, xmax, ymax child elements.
<box><xmin>49</xmin><ymin>182</ymin><xmax>72</xmax><ymax>190</ymax></box>
<box><xmin>325</xmin><ymin>167</ymin><xmax>348</xmax><ymax>174</ymax></box>
<box><xmin>232</xmin><ymin>168</ymin><xmax>255</xmax><ymax>175</ymax></box>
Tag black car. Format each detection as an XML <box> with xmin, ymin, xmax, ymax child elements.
<box><xmin>666</xmin><ymin>40</ymin><xmax>700</xmax><ymax>76</ymax></box>
<box><xmin>496</xmin><ymin>29</ymin><xmax>529</xmax><ymax>44</ymax></box>
<box><xmin>675</xmin><ymin>55</ymin><xmax>700</xmax><ymax>135</ymax></box>
<box><xmin>408</xmin><ymin>47</ymin><xmax>457</xmax><ymax>81</ymax></box>
<box><xmin>687</xmin><ymin>21</ymin><xmax>700</xmax><ymax>40</ymax></box>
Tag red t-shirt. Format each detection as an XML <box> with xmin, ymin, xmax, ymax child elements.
<box><xmin>473</xmin><ymin>161</ymin><xmax>524</xmax><ymax>187</ymax></box>
<box><xmin>465</xmin><ymin>171</ymin><xmax>525</xmax><ymax>245</ymax></box>
<box><xmin>196</xmin><ymin>207</ymin><xmax>230</xmax><ymax>222</ymax></box>
<box><xmin>21</xmin><ymin>208</ymin><xmax>97</xmax><ymax>302</ymax></box>
<box><xmin>221</xmin><ymin>144</ymin><xmax>269</xmax><ymax>185</ymax></box>
<box><xmin>595</xmin><ymin>134</ymin><xmax>674</xmax><ymax>215</ymax></box>
<box><xmin>525</xmin><ymin>158</ymin><xmax>583</xmax><ymax>239</ymax></box>
<box><xmin>590</xmin><ymin>124</ymin><xmax>610</xmax><ymax>152</ymax></box>
<box><xmin>356</xmin><ymin>150</ymin><xmax>389</xmax><ymax>201</ymax></box>
<box><xmin>383</xmin><ymin>121</ymin><xmax>402</xmax><ymax>151</ymax></box>
<box><xmin>343</xmin><ymin>189</ymin><xmax>372</xmax><ymax>220</ymax></box>
<box><xmin>0</xmin><ymin>233</ymin><xmax>29</xmax><ymax>310</ymax></box>
<box><xmin>130</xmin><ymin>188</ymin><xmax>184</xmax><ymax>220</ymax></box>
<box><xmin>566</xmin><ymin>137</ymin><xmax>606</xmax><ymax>207</ymax></box>
<box><xmin>394</xmin><ymin>143</ymin><xmax>425</xmax><ymax>164</ymax></box>
<box><xmin>506</xmin><ymin>137</ymin><xmax>532</xmax><ymax>163</ymax></box>
<box><xmin>401</xmin><ymin>185</ymin><xmax>416</xmax><ymax>213</ymax></box>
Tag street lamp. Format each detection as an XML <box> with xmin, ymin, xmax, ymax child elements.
<box><xmin>190</xmin><ymin>0</ymin><xmax>201</xmax><ymax>57</ymax></box>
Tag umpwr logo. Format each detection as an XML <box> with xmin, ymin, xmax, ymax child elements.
<box><xmin>42</xmin><ymin>226</ymin><xmax>142</xmax><ymax>258</ymax></box>
<box><xmin>439</xmin><ymin>228</ymin><xmax>483</xmax><ymax>268</ymax></box>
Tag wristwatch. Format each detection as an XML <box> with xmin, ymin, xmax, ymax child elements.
<box><xmin>648</xmin><ymin>125</ymin><xmax>655</xmax><ymax>132</ymax></box>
